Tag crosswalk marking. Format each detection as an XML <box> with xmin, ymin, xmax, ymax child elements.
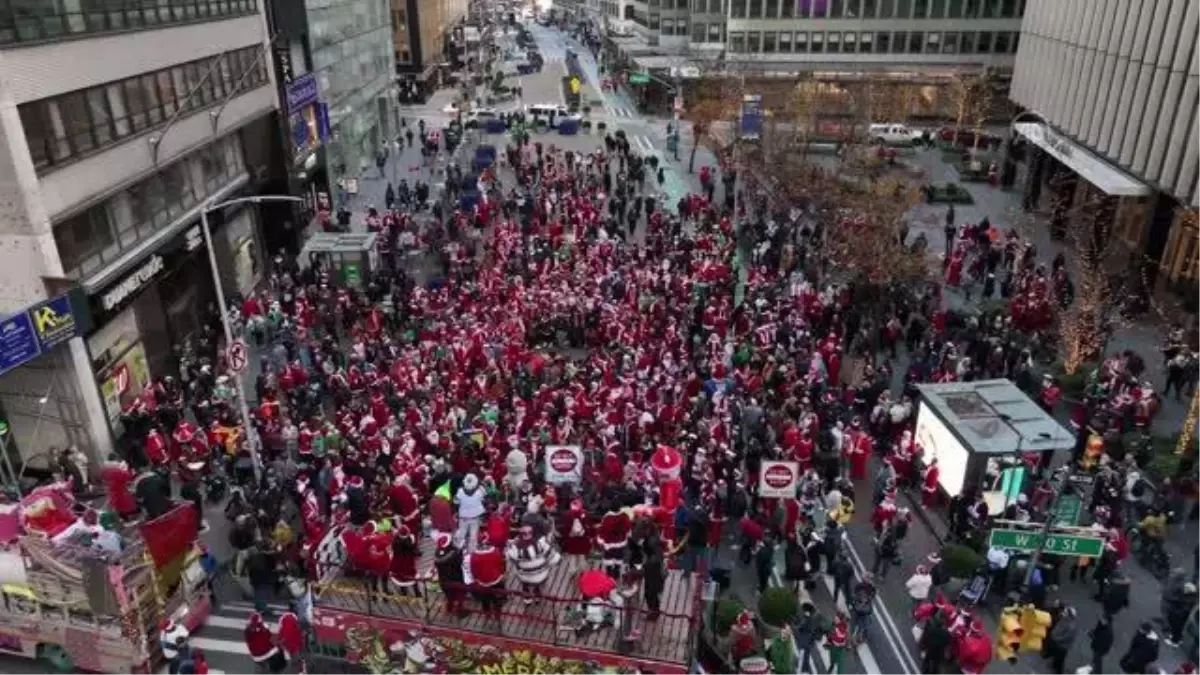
<box><xmin>218</xmin><ymin>602</ymin><xmax>291</xmax><ymax>615</ymax></box>
<box><xmin>603</xmin><ymin>106</ymin><xmax>633</xmax><ymax>118</ymax></box>
<box><xmin>205</xmin><ymin>615</ymin><xmax>249</xmax><ymax>630</ymax></box>
<box><xmin>819</xmin><ymin>573</ymin><xmax>882</xmax><ymax>674</ymax></box>
<box><xmin>190</xmin><ymin>636</ymin><xmax>250</xmax><ymax>656</ymax></box>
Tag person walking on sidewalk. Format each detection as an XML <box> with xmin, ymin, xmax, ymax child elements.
<box><xmin>1045</xmin><ymin>605</ymin><xmax>1078</xmax><ymax>674</ymax></box>
<box><xmin>830</xmin><ymin>553</ymin><xmax>854</xmax><ymax>608</ymax></box>
<box><xmin>905</xmin><ymin>564</ymin><xmax>933</xmax><ymax>611</ymax></box>
<box><xmin>918</xmin><ymin>611</ymin><xmax>952</xmax><ymax>674</ymax></box>
<box><xmin>1087</xmin><ymin>614</ymin><xmax>1114</xmax><ymax>675</ymax></box>
<box><xmin>793</xmin><ymin>601</ymin><xmax>825</xmax><ymax>674</ymax></box>
<box><xmin>825</xmin><ymin>612</ymin><xmax>850</xmax><ymax>674</ymax></box>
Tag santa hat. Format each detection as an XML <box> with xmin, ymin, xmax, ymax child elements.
<box><xmin>296</xmin><ymin>476</ymin><xmax>310</xmax><ymax>493</ymax></box>
<box><xmin>346</xmin><ymin>475</ymin><xmax>364</xmax><ymax>490</ymax></box>
<box><xmin>570</xmin><ymin>498</ymin><xmax>584</xmax><ymax>512</ymax></box>
<box><xmin>435</xmin><ymin>533</ymin><xmax>453</xmax><ymax>552</ymax></box>
<box><xmin>82</xmin><ymin>509</ymin><xmax>99</xmax><ymax>527</ymax></box>
<box><xmin>159</xmin><ymin>618</ymin><xmax>175</xmax><ymax>632</ymax></box>
<box><xmin>477</xmin><ymin>531</ymin><xmax>491</xmax><ymax>547</ymax></box>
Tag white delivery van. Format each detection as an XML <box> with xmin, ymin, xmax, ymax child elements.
<box><xmin>526</xmin><ymin>103</ymin><xmax>580</xmax><ymax>128</ymax></box>
<box><xmin>867</xmin><ymin>123</ymin><xmax>923</xmax><ymax>146</ymax></box>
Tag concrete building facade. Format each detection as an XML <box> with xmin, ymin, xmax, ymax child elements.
<box><xmin>0</xmin><ymin>1</ymin><xmax>281</xmax><ymax>472</ymax></box>
<box><xmin>1010</xmin><ymin>0</ymin><xmax>1198</xmax><ymax>296</ymax></box>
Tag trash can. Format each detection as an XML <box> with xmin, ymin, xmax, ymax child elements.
<box><xmin>558</xmin><ymin>118</ymin><xmax>579</xmax><ymax>135</ymax></box>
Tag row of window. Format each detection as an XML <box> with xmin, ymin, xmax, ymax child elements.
<box><xmin>708</xmin><ymin>27</ymin><xmax>1018</xmax><ymax>55</ymax></box>
<box><xmin>692</xmin><ymin>0</ymin><xmax>1023</xmax><ymax>19</ymax></box>
<box><xmin>19</xmin><ymin>46</ymin><xmax>268</xmax><ymax>173</ymax></box>
<box><xmin>54</xmin><ymin>135</ymin><xmax>244</xmax><ymax>277</ymax></box>
<box><xmin>0</xmin><ymin>0</ymin><xmax>257</xmax><ymax>44</ymax></box>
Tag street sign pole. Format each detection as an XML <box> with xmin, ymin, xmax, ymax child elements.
<box><xmin>1023</xmin><ymin>466</ymin><xmax>1083</xmax><ymax>587</ymax></box>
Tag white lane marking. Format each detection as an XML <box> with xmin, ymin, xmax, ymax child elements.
<box><xmin>842</xmin><ymin>539</ymin><xmax>922</xmax><ymax>674</ymax></box>
<box><xmin>217</xmin><ymin>602</ymin><xmax>291</xmax><ymax>615</ymax></box>
<box><xmin>189</xmin><ymin>636</ymin><xmax>250</xmax><ymax>656</ymax></box>
<box><xmin>204</xmin><ymin>615</ymin><xmax>248</xmax><ymax>630</ymax></box>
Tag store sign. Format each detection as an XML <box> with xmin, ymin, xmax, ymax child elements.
<box><xmin>758</xmin><ymin>460</ymin><xmax>799</xmax><ymax>498</ymax></box>
<box><xmin>0</xmin><ymin>292</ymin><xmax>89</xmax><ymax>377</ymax></box>
<box><xmin>287</xmin><ymin>73</ymin><xmax>319</xmax><ymax>115</ymax></box>
<box><xmin>740</xmin><ymin>94</ymin><xmax>764</xmax><ymax>140</ymax></box>
<box><xmin>102</xmin><ymin>255</ymin><xmax>164</xmax><ymax>313</ymax></box>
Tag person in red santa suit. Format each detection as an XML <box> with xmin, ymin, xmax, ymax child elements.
<box><xmin>596</xmin><ymin>504</ymin><xmax>632</xmax><ymax>580</ymax></box>
<box><xmin>466</xmin><ymin>531</ymin><xmax>507</xmax><ymax>622</ymax></box>
<box><xmin>296</xmin><ymin>476</ymin><xmax>325</xmax><ymax>543</ymax></box>
<box><xmin>871</xmin><ymin>489</ymin><xmax>898</xmax><ymax>534</ymax></box>
<box><xmin>921</xmin><ymin>458</ymin><xmax>940</xmax><ymax>508</ymax></box>
<box><xmin>100</xmin><ymin>454</ymin><xmax>138</xmax><ymax>519</ymax></box>
<box><xmin>144</xmin><ymin>427</ymin><xmax>169</xmax><ymax>468</ymax></box>
<box><xmin>390</xmin><ymin>523</ymin><xmax>421</xmax><ymax>597</ymax></box>
<box><xmin>244</xmin><ymin>612</ymin><xmax>286</xmax><ymax>673</ymax></box>
<box><xmin>844</xmin><ymin>421</ymin><xmax>871</xmax><ymax>481</ymax></box>
<box><xmin>560</xmin><ymin>499</ymin><xmax>591</xmax><ymax>571</ymax></box>
<box><xmin>358</xmin><ymin>521</ymin><xmax>393</xmax><ymax>593</ymax></box>
<box><xmin>388</xmin><ymin>474</ymin><xmax>421</xmax><ymax>536</ymax></box>
<box><xmin>275</xmin><ymin>608</ymin><xmax>305</xmax><ymax>666</ymax></box>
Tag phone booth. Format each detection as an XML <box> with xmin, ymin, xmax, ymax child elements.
<box><xmin>301</xmin><ymin>232</ymin><xmax>379</xmax><ymax>288</ymax></box>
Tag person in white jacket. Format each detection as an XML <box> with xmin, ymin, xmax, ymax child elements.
<box><xmin>905</xmin><ymin>565</ymin><xmax>933</xmax><ymax>610</ymax></box>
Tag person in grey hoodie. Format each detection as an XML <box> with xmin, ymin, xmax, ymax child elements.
<box><xmin>1046</xmin><ymin>605</ymin><xmax>1078</xmax><ymax>674</ymax></box>
<box><xmin>792</xmin><ymin>601</ymin><xmax>825</xmax><ymax>674</ymax></box>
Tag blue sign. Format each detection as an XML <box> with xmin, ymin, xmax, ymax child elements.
<box><xmin>286</xmin><ymin>73</ymin><xmax>319</xmax><ymax>115</ymax></box>
<box><xmin>740</xmin><ymin>94</ymin><xmax>763</xmax><ymax>140</ymax></box>
<box><xmin>317</xmin><ymin>103</ymin><xmax>331</xmax><ymax>142</ymax></box>
<box><xmin>0</xmin><ymin>293</ymin><xmax>86</xmax><ymax>377</ymax></box>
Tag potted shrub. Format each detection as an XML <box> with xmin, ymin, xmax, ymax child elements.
<box><xmin>758</xmin><ymin>587</ymin><xmax>799</xmax><ymax>632</ymax></box>
<box><xmin>581</xmin><ymin>120</ymin><xmax>592</xmax><ymax>131</ymax></box>
<box><xmin>582</xmin><ymin>105</ymin><xmax>592</xmax><ymax>117</ymax></box>
<box><xmin>597</xmin><ymin>121</ymin><xmax>607</xmax><ymax>132</ymax></box>
<box><xmin>939</xmin><ymin>544</ymin><xmax>986</xmax><ymax>579</ymax></box>
<box><xmin>714</xmin><ymin>598</ymin><xmax>744</xmax><ymax>636</ymax></box>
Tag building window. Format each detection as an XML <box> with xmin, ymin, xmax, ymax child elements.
<box><xmin>797</xmin><ymin>0</ymin><xmax>810</xmax><ymax>17</ymax></box>
<box><xmin>826</xmin><ymin>32</ymin><xmax>840</xmax><ymax>53</ymax></box>
<box><xmin>839</xmin><ymin>31</ymin><xmax>854</xmax><ymax>52</ymax></box>
<box><xmin>53</xmin><ymin>207</ymin><xmax>114</xmax><ymax>273</ymax></box>
<box><xmin>859</xmin><ymin>32</ymin><xmax>873</xmax><ymax>52</ymax></box>
<box><xmin>795</xmin><ymin>32</ymin><xmax>808</xmax><ymax>52</ymax></box>
<box><xmin>924</xmin><ymin>31</ymin><xmax>939</xmax><ymax>53</ymax></box>
<box><xmin>650</xmin><ymin>12</ymin><xmax>659</xmax><ymax>28</ymax></box>
<box><xmin>941</xmin><ymin>31</ymin><xmax>958</xmax><ymax>53</ymax></box>
<box><xmin>982</xmin><ymin>0</ymin><xmax>999</xmax><ymax>17</ymax></box>
<box><xmin>810</xmin><ymin>32</ymin><xmax>824</xmax><ymax>53</ymax></box>
<box><xmin>729</xmin><ymin>31</ymin><xmax>745</xmax><ymax>52</ymax></box>
<box><xmin>960</xmin><ymin>31</ymin><xmax>976</xmax><ymax>53</ymax></box>
<box><xmin>778</xmin><ymin>31</ymin><xmax>792</xmax><ymax>51</ymax></box>
<box><xmin>780</xmin><ymin>0</ymin><xmax>793</xmax><ymax>16</ymax></box>
<box><xmin>977</xmin><ymin>31</ymin><xmax>992</xmax><ymax>52</ymax></box>
<box><xmin>913</xmin><ymin>0</ymin><xmax>927</xmax><ymax>17</ymax></box>
<box><xmin>878</xmin><ymin>0</ymin><xmax>893</xmax><ymax>17</ymax></box>
<box><xmin>17</xmin><ymin>46</ymin><xmax>267</xmax><ymax>174</ymax></box>
<box><xmin>964</xmin><ymin>0</ymin><xmax>980</xmax><ymax>17</ymax></box>
<box><xmin>877</xmin><ymin>31</ymin><xmax>893</xmax><ymax>52</ymax></box>
<box><xmin>827</xmin><ymin>0</ymin><xmax>843</xmax><ymax>17</ymax></box>
<box><xmin>765</xmin><ymin>0</ymin><xmax>778</xmax><ymax>17</ymax></box>
<box><xmin>928</xmin><ymin>0</ymin><xmax>944</xmax><ymax>16</ymax></box>
<box><xmin>709</xmin><ymin>0</ymin><xmax>722</xmax><ymax>13</ymax></box>
<box><xmin>895</xmin><ymin>0</ymin><xmax>911</xmax><ymax>17</ymax></box>
<box><xmin>2</xmin><ymin>0</ymin><xmax>258</xmax><ymax>45</ymax></box>
<box><xmin>1010</xmin><ymin>32</ymin><xmax>1019</xmax><ymax>52</ymax></box>
<box><xmin>995</xmin><ymin>31</ymin><xmax>1011</xmax><ymax>53</ymax></box>
<box><xmin>709</xmin><ymin>23</ymin><xmax>723</xmax><ymax>41</ymax></box>
<box><xmin>762</xmin><ymin>31</ymin><xmax>776</xmax><ymax>52</ymax></box>
<box><xmin>661</xmin><ymin>18</ymin><xmax>674</xmax><ymax>34</ymax></box>
<box><xmin>947</xmin><ymin>0</ymin><xmax>963</xmax><ymax>16</ymax></box>
<box><xmin>861</xmin><ymin>0</ymin><xmax>877</xmax><ymax>16</ymax></box>
<box><xmin>692</xmin><ymin>21</ymin><xmax>706</xmax><ymax>42</ymax></box>
<box><xmin>748</xmin><ymin>0</ymin><xmax>762</xmax><ymax>17</ymax></box>
<box><xmin>908</xmin><ymin>31</ymin><xmax>923</xmax><ymax>53</ymax></box>
<box><xmin>746</xmin><ymin>31</ymin><xmax>760</xmax><ymax>51</ymax></box>
<box><xmin>730</xmin><ymin>0</ymin><xmax>746</xmax><ymax>17</ymax></box>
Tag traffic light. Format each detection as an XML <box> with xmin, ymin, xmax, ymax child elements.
<box><xmin>1020</xmin><ymin>604</ymin><xmax>1052</xmax><ymax>653</ymax></box>
<box><xmin>1081</xmin><ymin>434</ymin><xmax>1104</xmax><ymax>471</ymax></box>
<box><xmin>996</xmin><ymin>605</ymin><xmax>1024</xmax><ymax>663</ymax></box>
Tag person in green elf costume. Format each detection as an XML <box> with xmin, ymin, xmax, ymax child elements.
<box><xmin>826</xmin><ymin>611</ymin><xmax>850</xmax><ymax>674</ymax></box>
<box><xmin>767</xmin><ymin>624</ymin><xmax>797</xmax><ymax>674</ymax></box>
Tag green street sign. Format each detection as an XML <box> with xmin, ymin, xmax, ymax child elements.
<box><xmin>343</xmin><ymin>263</ymin><xmax>362</xmax><ymax>286</ymax></box>
<box><xmin>629</xmin><ymin>72</ymin><xmax>651</xmax><ymax>85</ymax></box>
<box><xmin>1053</xmin><ymin>494</ymin><xmax>1083</xmax><ymax>526</ymax></box>
<box><xmin>988</xmin><ymin>528</ymin><xmax>1104</xmax><ymax>557</ymax></box>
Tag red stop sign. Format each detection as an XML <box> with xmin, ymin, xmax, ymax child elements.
<box><xmin>764</xmin><ymin>464</ymin><xmax>793</xmax><ymax>489</ymax></box>
<box><xmin>550</xmin><ymin>448</ymin><xmax>578</xmax><ymax>474</ymax></box>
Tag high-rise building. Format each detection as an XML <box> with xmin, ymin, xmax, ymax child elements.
<box><xmin>1009</xmin><ymin>0</ymin><xmax>1198</xmax><ymax>295</ymax></box>
<box><xmin>0</xmin><ymin>0</ymin><xmax>285</xmax><ymax>466</ymax></box>
<box><xmin>391</xmin><ymin>0</ymin><xmax>469</xmax><ymax>101</ymax></box>
<box><xmin>592</xmin><ymin>0</ymin><xmax>1025</xmax><ymax>115</ymax></box>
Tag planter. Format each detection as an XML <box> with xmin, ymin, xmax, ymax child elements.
<box><xmin>954</xmin><ymin>162</ymin><xmax>990</xmax><ymax>182</ymax></box>
<box><xmin>580</xmin><ymin>121</ymin><xmax>592</xmax><ymax>131</ymax></box>
<box><xmin>597</xmin><ymin>122</ymin><xmax>607</xmax><ymax>132</ymax></box>
<box><xmin>922</xmin><ymin>182</ymin><xmax>975</xmax><ymax>205</ymax></box>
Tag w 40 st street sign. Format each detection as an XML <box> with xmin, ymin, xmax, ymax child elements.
<box><xmin>988</xmin><ymin>528</ymin><xmax>1105</xmax><ymax>558</ymax></box>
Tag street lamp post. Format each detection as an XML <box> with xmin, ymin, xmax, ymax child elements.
<box><xmin>198</xmin><ymin>195</ymin><xmax>304</xmax><ymax>481</ymax></box>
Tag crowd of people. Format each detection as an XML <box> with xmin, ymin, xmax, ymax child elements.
<box><xmin>83</xmin><ymin>93</ymin><xmax>1200</xmax><ymax>675</ymax></box>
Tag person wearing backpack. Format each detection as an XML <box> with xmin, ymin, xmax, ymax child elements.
<box><xmin>850</xmin><ymin>575</ymin><xmax>877</xmax><ymax>645</ymax></box>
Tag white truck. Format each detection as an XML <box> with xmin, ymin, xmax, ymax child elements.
<box><xmin>867</xmin><ymin>123</ymin><xmax>925</xmax><ymax>146</ymax></box>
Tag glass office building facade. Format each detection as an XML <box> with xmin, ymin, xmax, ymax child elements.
<box><xmin>307</xmin><ymin>0</ymin><xmax>395</xmax><ymax>184</ymax></box>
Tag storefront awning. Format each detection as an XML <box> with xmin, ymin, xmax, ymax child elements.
<box><xmin>1014</xmin><ymin>122</ymin><xmax>1150</xmax><ymax>197</ymax></box>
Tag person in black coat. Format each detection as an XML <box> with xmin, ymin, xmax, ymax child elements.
<box><xmin>754</xmin><ymin>535</ymin><xmax>777</xmax><ymax>594</ymax></box>
<box><xmin>433</xmin><ymin>535</ymin><xmax>468</xmax><ymax>616</ymax></box>
<box><xmin>919</xmin><ymin>611</ymin><xmax>953</xmax><ymax>674</ymax></box>
<box><xmin>784</xmin><ymin>534</ymin><xmax>809</xmax><ymax>594</ymax></box>
<box><xmin>642</xmin><ymin>538</ymin><xmax>666</xmax><ymax>620</ymax></box>
<box><xmin>1119</xmin><ymin>621</ymin><xmax>1161</xmax><ymax>674</ymax></box>
<box><xmin>1088</xmin><ymin>614</ymin><xmax>1115</xmax><ymax>675</ymax></box>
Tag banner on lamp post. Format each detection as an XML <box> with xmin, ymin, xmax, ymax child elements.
<box><xmin>739</xmin><ymin>94</ymin><xmax>763</xmax><ymax>140</ymax></box>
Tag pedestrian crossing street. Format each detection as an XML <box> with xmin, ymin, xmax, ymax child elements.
<box><xmin>167</xmin><ymin>600</ymin><xmax>292</xmax><ymax>673</ymax></box>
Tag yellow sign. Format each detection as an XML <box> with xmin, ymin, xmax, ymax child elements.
<box><xmin>31</xmin><ymin>304</ymin><xmax>74</xmax><ymax>341</ymax></box>
<box><xmin>569</xmin><ymin>77</ymin><xmax>581</xmax><ymax>94</ymax></box>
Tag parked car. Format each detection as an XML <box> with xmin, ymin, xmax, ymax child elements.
<box><xmin>938</xmin><ymin>125</ymin><xmax>1004</xmax><ymax>149</ymax></box>
<box><xmin>867</xmin><ymin>123</ymin><xmax>924</xmax><ymax>146</ymax></box>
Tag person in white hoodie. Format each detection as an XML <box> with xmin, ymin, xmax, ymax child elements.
<box><xmin>904</xmin><ymin>565</ymin><xmax>933</xmax><ymax>611</ymax></box>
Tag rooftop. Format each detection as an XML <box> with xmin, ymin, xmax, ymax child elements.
<box><xmin>915</xmin><ymin>379</ymin><xmax>1075</xmax><ymax>455</ymax></box>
